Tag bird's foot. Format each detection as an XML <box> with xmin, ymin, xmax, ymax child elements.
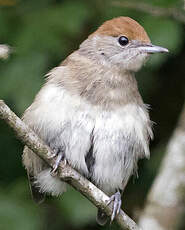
<box><xmin>49</xmin><ymin>147</ymin><xmax>67</xmax><ymax>175</ymax></box>
<box><xmin>107</xmin><ymin>190</ymin><xmax>122</xmax><ymax>223</ymax></box>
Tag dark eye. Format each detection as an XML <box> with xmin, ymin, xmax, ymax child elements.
<box><xmin>118</xmin><ymin>36</ymin><xmax>129</xmax><ymax>46</ymax></box>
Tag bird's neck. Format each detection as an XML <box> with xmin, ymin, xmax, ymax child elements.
<box><xmin>52</xmin><ymin>52</ymin><xmax>143</xmax><ymax>109</ymax></box>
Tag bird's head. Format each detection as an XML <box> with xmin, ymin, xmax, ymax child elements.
<box><xmin>79</xmin><ymin>17</ymin><xmax>168</xmax><ymax>72</ymax></box>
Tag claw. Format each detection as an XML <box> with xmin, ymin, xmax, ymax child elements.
<box><xmin>107</xmin><ymin>191</ymin><xmax>122</xmax><ymax>223</ymax></box>
<box><xmin>49</xmin><ymin>147</ymin><xmax>66</xmax><ymax>175</ymax></box>
<box><xmin>51</xmin><ymin>153</ymin><xmax>63</xmax><ymax>173</ymax></box>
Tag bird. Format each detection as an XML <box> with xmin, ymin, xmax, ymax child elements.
<box><xmin>22</xmin><ymin>16</ymin><xmax>168</xmax><ymax>225</ymax></box>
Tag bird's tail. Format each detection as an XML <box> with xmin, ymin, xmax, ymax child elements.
<box><xmin>27</xmin><ymin>172</ymin><xmax>45</xmax><ymax>204</ymax></box>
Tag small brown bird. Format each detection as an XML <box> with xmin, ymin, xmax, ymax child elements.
<box><xmin>22</xmin><ymin>17</ymin><xmax>168</xmax><ymax>225</ymax></box>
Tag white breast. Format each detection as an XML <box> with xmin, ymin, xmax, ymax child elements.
<box><xmin>92</xmin><ymin>104</ymin><xmax>151</xmax><ymax>194</ymax></box>
<box><xmin>25</xmin><ymin>84</ymin><xmax>152</xmax><ymax>195</ymax></box>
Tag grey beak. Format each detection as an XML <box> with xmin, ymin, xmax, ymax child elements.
<box><xmin>137</xmin><ymin>44</ymin><xmax>169</xmax><ymax>54</ymax></box>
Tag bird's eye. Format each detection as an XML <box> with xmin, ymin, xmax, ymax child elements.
<box><xmin>118</xmin><ymin>36</ymin><xmax>129</xmax><ymax>46</ymax></box>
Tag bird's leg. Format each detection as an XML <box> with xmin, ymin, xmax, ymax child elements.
<box><xmin>107</xmin><ymin>190</ymin><xmax>122</xmax><ymax>222</ymax></box>
<box><xmin>49</xmin><ymin>146</ymin><xmax>67</xmax><ymax>175</ymax></box>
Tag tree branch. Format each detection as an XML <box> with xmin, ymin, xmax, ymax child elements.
<box><xmin>0</xmin><ymin>44</ymin><xmax>10</xmax><ymax>59</ymax></box>
<box><xmin>138</xmin><ymin>102</ymin><xmax>185</xmax><ymax>229</ymax></box>
<box><xmin>112</xmin><ymin>1</ymin><xmax>185</xmax><ymax>24</ymax></box>
<box><xmin>0</xmin><ymin>100</ymin><xmax>142</xmax><ymax>230</ymax></box>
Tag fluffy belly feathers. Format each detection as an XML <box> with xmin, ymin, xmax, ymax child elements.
<box><xmin>23</xmin><ymin>86</ymin><xmax>151</xmax><ymax>195</ymax></box>
<box><xmin>62</xmin><ymin>105</ymin><xmax>150</xmax><ymax>194</ymax></box>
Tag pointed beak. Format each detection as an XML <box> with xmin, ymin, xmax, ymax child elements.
<box><xmin>137</xmin><ymin>44</ymin><xmax>169</xmax><ymax>54</ymax></box>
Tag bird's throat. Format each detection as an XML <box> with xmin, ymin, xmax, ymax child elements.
<box><xmin>53</xmin><ymin>53</ymin><xmax>143</xmax><ymax>109</ymax></box>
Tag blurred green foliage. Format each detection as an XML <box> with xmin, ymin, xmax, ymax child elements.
<box><xmin>0</xmin><ymin>0</ymin><xmax>185</xmax><ymax>229</ymax></box>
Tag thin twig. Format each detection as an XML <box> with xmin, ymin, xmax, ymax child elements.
<box><xmin>0</xmin><ymin>44</ymin><xmax>11</xmax><ymax>59</ymax></box>
<box><xmin>0</xmin><ymin>100</ymin><xmax>142</xmax><ymax>230</ymax></box>
<box><xmin>112</xmin><ymin>1</ymin><xmax>185</xmax><ymax>24</ymax></box>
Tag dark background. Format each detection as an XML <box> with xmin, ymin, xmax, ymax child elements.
<box><xmin>0</xmin><ymin>0</ymin><xmax>185</xmax><ymax>229</ymax></box>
